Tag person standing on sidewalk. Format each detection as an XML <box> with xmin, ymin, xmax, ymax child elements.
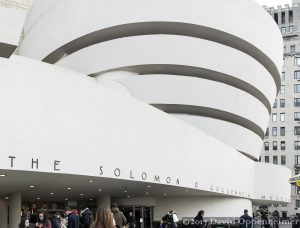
<box><xmin>240</xmin><ymin>209</ymin><xmax>253</xmax><ymax>228</ymax></box>
<box><xmin>111</xmin><ymin>203</ymin><xmax>127</xmax><ymax>228</ymax></box>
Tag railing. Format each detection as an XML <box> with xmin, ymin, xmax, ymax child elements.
<box><xmin>0</xmin><ymin>0</ymin><xmax>34</xmax><ymax>10</ymax></box>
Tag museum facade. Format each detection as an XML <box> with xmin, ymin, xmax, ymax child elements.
<box><xmin>0</xmin><ymin>0</ymin><xmax>292</xmax><ymax>228</ymax></box>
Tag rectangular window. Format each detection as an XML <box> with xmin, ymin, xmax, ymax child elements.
<box><xmin>295</xmin><ymin>98</ymin><xmax>300</xmax><ymax>107</ymax></box>
<box><xmin>282</xmin><ymin>72</ymin><xmax>285</xmax><ymax>81</ymax></box>
<box><xmin>295</xmin><ymin>57</ymin><xmax>300</xmax><ymax>66</ymax></box>
<box><xmin>264</xmin><ymin>142</ymin><xmax>269</xmax><ymax>151</ymax></box>
<box><xmin>273</xmin><ymin>100</ymin><xmax>277</xmax><ymax>108</ymax></box>
<box><xmin>273</xmin><ymin>155</ymin><xmax>278</xmax><ymax>164</ymax></box>
<box><xmin>265</xmin><ymin>156</ymin><xmax>269</xmax><ymax>163</ymax></box>
<box><xmin>281</xmin><ymin>141</ymin><xmax>286</xmax><ymax>150</ymax></box>
<box><xmin>280</xmin><ymin>113</ymin><xmax>285</xmax><ymax>122</ymax></box>
<box><xmin>289</xmin><ymin>10</ymin><xmax>293</xmax><ymax>23</ymax></box>
<box><xmin>281</xmin><ymin>85</ymin><xmax>285</xmax><ymax>94</ymax></box>
<box><xmin>265</xmin><ymin>128</ymin><xmax>269</xmax><ymax>137</ymax></box>
<box><xmin>280</xmin><ymin>99</ymin><xmax>285</xmax><ymax>108</ymax></box>
<box><xmin>295</xmin><ymin>84</ymin><xmax>300</xmax><ymax>93</ymax></box>
<box><xmin>272</xmin><ymin>113</ymin><xmax>277</xmax><ymax>122</ymax></box>
<box><xmin>291</xmin><ymin>45</ymin><xmax>296</xmax><ymax>53</ymax></box>
<box><xmin>274</xmin><ymin>13</ymin><xmax>278</xmax><ymax>24</ymax></box>
<box><xmin>289</xmin><ymin>26</ymin><xmax>294</xmax><ymax>33</ymax></box>
<box><xmin>295</xmin><ymin>141</ymin><xmax>300</xmax><ymax>150</ymax></box>
<box><xmin>280</xmin><ymin>127</ymin><xmax>285</xmax><ymax>136</ymax></box>
<box><xmin>273</xmin><ymin>141</ymin><xmax>278</xmax><ymax>150</ymax></box>
<box><xmin>272</xmin><ymin>127</ymin><xmax>277</xmax><ymax>136</ymax></box>
<box><xmin>273</xmin><ymin>141</ymin><xmax>277</xmax><ymax>150</ymax></box>
<box><xmin>283</xmin><ymin>58</ymin><xmax>285</xmax><ymax>67</ymax></box>
<box><xmin>295</xmin><ymin>71</ymin><xmax>300</xmax><ymax>79</ymax></box>
<box><xmin>295</xmin><ymin>127</ymin><xmax>300</xmax><ymax>135</ymax></box>
<box><xmin>297</xmin><ymin>200</ymin><xmax>300</xmax><ymax>208</ymax></box>
<box><xmin>295</xmin><ymin>112</ymin><xmax>300</xmax><ymax>121</ymax></box>
<box><xmin>296</xmin><ymin>155</ymin><xmax>300</xmax><ymax>164</ymax></box>
<box><xmin>282</xmin><ymin>12</ymin><xmax>286</xmax><ymax>24</ymax></box>
<box><xmin>281</xmin><ymin>155</ymin><xmax>286</xmax><ymax>165</ymax></box>
<box><xmin>281</xmin><ymin>27</ymin><xmax>286</xmax><ymax>34</ymax></box>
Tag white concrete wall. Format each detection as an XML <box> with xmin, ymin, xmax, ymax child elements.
<box><xmin>0</xmin><ymin>56</ymin><xmax>291</xmax><ymax>209</ymax></box>
<box><xmin>56</xmin><ymin>35</ymin><xmax>277</xmax><ymax>107</ymax></box>
<box><xmin>0</xmin><ymin>6</ymin><xmax>27</xmax><ymax>57</ymax></box>
<box><xmin>254</xmin><ymin>162</ymin><xmax>291</xmax><ymax>202</ymax></box>
<box><xmin>118</xmin><ymin>74</ymin><xmax>268</xmax><ymax>134</ymax></box>
<box><xmin>173</xmin><ymin>114</ymin><xmax>263</xmax><ymax>160</ymax></box>
<box><xmin>20</xmin><ymin>0</ymin><xmax>282</xmax><ymax>76</ymax></box>
<box><xmin>0</xmin><ymin>6</ymin><xmax>26</xmax><ymax>45</ymax></box>
<box><xmin>0</xmin><ymin>56</ymin><xmax>255</xmax><ymax>200</ymax></box>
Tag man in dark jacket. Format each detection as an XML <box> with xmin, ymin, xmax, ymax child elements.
<box><xmin>65</xmin><ymin>207</ymin><xmax>79</xmax><ymax>228</ymax></box>
<box><xmin>80</xmin><ymin>208</ymin><xmax>94</xmax><ymax>228</ymax></box>
<box><xmin>111</xmin><ymin>203</ymin><xmax>127</xmax><ymax>228</ymax></box>
<box><xmin>240</xmin><ymin>209</ymin><xmax>253</xmax><ymax>228</ymax></box>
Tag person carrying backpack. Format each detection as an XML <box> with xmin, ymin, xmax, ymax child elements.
<box><xmin>80</xmin><ymin>208</ymin><xmax>94</xmax><ymax>228</ymax></box>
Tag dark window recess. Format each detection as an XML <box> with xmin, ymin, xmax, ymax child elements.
<box><xmin>295</xmin><ymin>98</ymin><xmax>300</xmax><ymax>107</ymax></box>
<box><xmin>273</xmin><ymin>155</ymin><xmax>278</xmax><ymax>164</ymax></box>
<box><xmin>265</xmin><ymin>156</ymin><xmax>269</xmax><ymax>163</ymax></box>
<box><xmin>264</xmin><ymin>142</ymin><xmax>269</xmax><ymax>151</ymax></box>
<box><xmin>281</xmin><ymin>141</ymin><xmax>286</xmax><ymax>150</ymax></box>
<box><xmin>273</xmin><ymin>141</ymin><xmax>278</xmax><ymax>150</ymax></box>
<box><xmin>295</xmin><ymin>141</ymin><xmax>300</xmax><ymax>150</ymax></box>
<box><xmin>289</xmin><ymin>10</ymin><xmax>293</xmax><ymax>23</ymax></box>
<box><xmin>280</xmin><ymin>99</ymin><xmax>285</xmax><ymax>108</ymax></box>
<box><xmin>274</xmin><ymin>13</ymin><xmax>278</xmax><ymax>24</ymax></box>
<box><xmin>295</xmin><ymin>126</ymin><xmax>300</xmax><ymax>135</ymax></box>
<box><xmin>282</xmin><ymin>11</ymin><xmax>286</xmax><ymax>24</ymax></box>
<box><xmin>295</xmin><ymin>112</ymin><xmax>300</xmax><ymax>121</ymax></box>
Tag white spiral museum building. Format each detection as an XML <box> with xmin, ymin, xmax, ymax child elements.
<box><xmin>0</xmin><ymin>0</ymin><xmax>292</xmax><ymax>227</ymax></box>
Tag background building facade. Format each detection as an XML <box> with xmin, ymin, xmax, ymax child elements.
<box><xmin>261</xmin><ymin>0</ymin><xmax>300</xmax><ymax>218</ymax></box>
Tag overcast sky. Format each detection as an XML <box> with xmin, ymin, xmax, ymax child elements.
<box><xmin>255</xmin><ymin>0</ymin><xmax>292</xmax><ymax>6</ymax></box>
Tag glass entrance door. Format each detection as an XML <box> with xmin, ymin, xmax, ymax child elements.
<box><xmin>134</xmin><ymin>207</ymin><xmax>142</xmax><ymax>228</ymax></box>
<box><xmin>120</xmin><ymin>206</ymin><xmax>152</xmax><ymax>228</ymax></box>
<box><xmin>143</xmin><ymin>207</ymin><xmax>152</xmax><ymax>228</ymax></box>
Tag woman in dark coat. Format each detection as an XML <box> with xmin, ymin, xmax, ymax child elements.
<box><xmin>194</xmin><ymin>210</ymin><xmax>205</xmax><ymax>228</ymax></box>
<box><xmin>35</xmin><ymin>212</ymin><xmax>52</xmax><ymax>228</ymax></box>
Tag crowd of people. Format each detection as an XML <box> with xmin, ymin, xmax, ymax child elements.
<box><xmin>19</xmin><ymin>203</ymin><xmax>136</xmax><ymax>228</ymax></box>
<box><xmin>239</xmin><ymin>209</ymin><xmax>282</xmax><ymax>228</ymax></box>
<box><xmin>19</xmin><ymin>205</ymin><xmax>288</xmax><ymax>228</ymax></box>
<box><xmin>192</xmin><ymin>209</ymin><xmax>284</xmax><ymax>228</ymax></box>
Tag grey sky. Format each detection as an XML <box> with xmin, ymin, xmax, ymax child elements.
<box><xmin>254</xmin><ymin>0</ymin><xmax>292</xmax><ymax>6</ymax></box>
